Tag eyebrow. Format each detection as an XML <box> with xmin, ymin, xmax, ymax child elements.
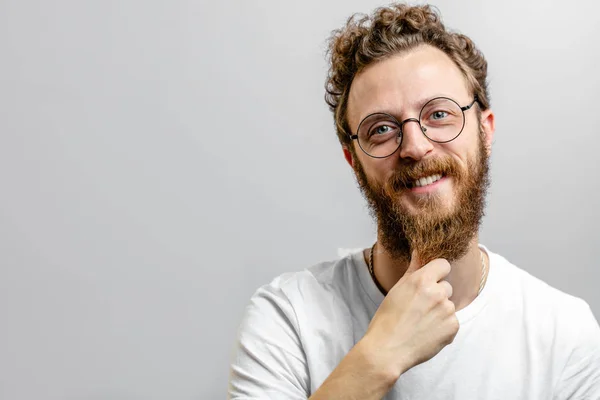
<box><xmin>356</xmin><ymin>94</ymin><xmax>455</xmax><ymax>125</ymax></box>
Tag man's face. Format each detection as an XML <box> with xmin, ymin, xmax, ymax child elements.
<box><xmin>345</xmin><ymin>45</ymin><xmax>495</xmax><ymax>264</ymax></box>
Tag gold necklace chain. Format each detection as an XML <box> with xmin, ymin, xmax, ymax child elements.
<box><xmin>368</xmin><ymin>243</ymin><xmax>488</xmax><ymax>296</ymax></box>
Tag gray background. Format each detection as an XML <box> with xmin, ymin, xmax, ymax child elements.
<box><xmin>1</xmin><ymin>0</ymin><xmax>599</xmax><ymax>398</ymax></box>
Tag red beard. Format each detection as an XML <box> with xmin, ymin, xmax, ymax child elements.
<box><xmin>353</xmin><ymin>134</ymin><xmax>490</xmax><ymax>264</ymax></box>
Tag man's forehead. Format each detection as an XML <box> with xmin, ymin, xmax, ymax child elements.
<box><xmin>347</xmin><ymin>46</ymin><xmax>470</xmax><ymax>128</ymax></box>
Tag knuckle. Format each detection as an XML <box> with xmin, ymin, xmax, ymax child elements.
<box><xmin>413</xmin><ymin>274</ymin><xmax>428</xmax><ymax>290</ymax></box>
<box><xmin>422</xmin><ymin>285</ymin><xmax>442</xmax><ymax>303</ymax></box>
<box><xmin>434</xmin><ymin>290</ymin><xmax>446</xmax><ymax>303</ymax></box>
<box><xmin>415</xmin><ymin>282</ymin><xmax>429</xmax><ymax>297</ymax></box>
<box><xmin>447</xmin><ymin>334</ymin><xmax>456</xmax><ymax>345</ymax></box>
<box><xmin>444</xmin><ymin>300</ymin><xmax>456</xmax><ymax>314</ymax></box>
<box><xmin>439</xmin><ymin>280</ymin><xmax>448</xmax><ymax>292</ymax></box>
<box><xmin>450</xmin><ymin>317</ymin><xmax>460</xmax><ymax>332</ymax></box>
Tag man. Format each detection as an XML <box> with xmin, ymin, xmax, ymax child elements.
<box><xmin>228</xmin><ymin>4</ymin><xmax>600</xmax><ymax>399</ymax></box>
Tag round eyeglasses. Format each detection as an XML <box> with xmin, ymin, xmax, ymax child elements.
<box><xmin>348</xmin><ymin>96</ymin><xmax>479</xmax><ymax>158</ymax></box>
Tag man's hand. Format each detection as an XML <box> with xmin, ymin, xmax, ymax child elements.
<box><xmin>363</xmin><ymin>251</ymin><xmax>459</xmax><ymax>375</ymax></box>
<box><xmin>309</xmin><ymin>251</ymin><xmax>458</xmax><ymax>400</ymax></box>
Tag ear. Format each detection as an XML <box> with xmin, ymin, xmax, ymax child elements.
<box><xmin>343</xmin><ymin>146</ymin><xmax>354</xmax><ymax>168</ymax></box>
<box><xmin>480</xmin><ymin>109</ymin><xmax>495</xmax><ymax>156</ymax></box>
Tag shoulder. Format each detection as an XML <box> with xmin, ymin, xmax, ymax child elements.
<box><xmin>230</xmin><ymin>260</ymin><xmax>351</xmax><ymax>399</ymax></box>
<box><xmin>250</xmin><ymin>254</ymin><xmax>359</xmax><ymax>306</ymax></box>
<box><xmin>229</xmin><ymin>255</ymin><xmax>359</xmax><ymax>392</ymax></box>
<box><xmin>489</xmin><ymin>250</ymin><xmax>600</xmax><ymax>359</ymax></box>
<box><xmin>237</xmin><ymin>252</ymin><xmax>368</xmax><ymax>353</ymax></box>
<box><xmin>241</xmin><ymin>254</ymin><xmax>356</xmax><ymax>323</ymax></box>
<box><xmin>489</xmin><ymin>250</ymin><xmax>590</xmax><ymax>316</ymax></box>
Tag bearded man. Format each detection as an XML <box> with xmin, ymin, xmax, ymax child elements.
<box><xmin>228</xmin><ymin>4</ymin><xmax>600</xmax><ymax>399</ymax></box>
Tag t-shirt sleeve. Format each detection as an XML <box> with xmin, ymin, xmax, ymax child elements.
<box><xmin>228</xmin><ymin>279</ymin><xmax>310</xmax><ymax>400</ymax></box>
<box><xmin>553</xmin><ymin>300</ymin><xmax>600</xmax><ymax>399</ymax></box>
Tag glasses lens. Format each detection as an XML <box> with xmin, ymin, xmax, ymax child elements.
<box><xmin>419</xmin><ymin>98</ymin><xmax>464</xmax><ymax>142</ymax></box>
<box><xmin>357</xmin><ymin>113</ymin><xmax>402</xmax><ymax>158</ymax></box>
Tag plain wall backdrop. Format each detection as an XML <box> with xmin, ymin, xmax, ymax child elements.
<box><xmin>1</xmin><ymin>0</ymin><xmax>599</xmax><ymax>398</ymax></box>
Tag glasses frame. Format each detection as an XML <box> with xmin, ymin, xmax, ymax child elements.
<box><xmin>348</xmin><ymin>96</ymin><xmax>480</xmax><ymax>159</ymax></box>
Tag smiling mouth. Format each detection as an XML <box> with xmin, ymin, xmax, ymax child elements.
<box><xmin>406</xmin><ymin>173</ymin><xmax>445</xmax><ymax>189</ymax></box>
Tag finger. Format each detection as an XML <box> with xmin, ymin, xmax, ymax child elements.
<box><xmin>406</xmin><ymin>250</ymin><xmax>422</xmax><ymax>274</ymax></box>
<box><xmin>424</xmin><ymin>259</ymin><xmax>452</xmax><ymax>282</ymax></box>
<box><xmin>438</xmin><ymin>280</ymin><xmax>453</xmax><ymax>298</ymax></box>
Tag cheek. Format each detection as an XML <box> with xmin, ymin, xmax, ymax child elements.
<box><xmin>369</xmin><ymin>158</ymin><xmax>397</xmax><ymax>183</ymax></box>
<box><xmin>356</xmin><ymin>158</ymin><xmax>394</xmax><ymax>188</ymax></box>
<box><xmin>442</xmin><ymin>131</ymin><xmax>480</xmax><ymax>166</ymax></box>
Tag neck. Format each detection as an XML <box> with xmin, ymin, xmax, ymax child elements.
<box><xmin>365</xmin><ymin>236</ymin><xmax>487</xmax><ymax>311</ymax></box>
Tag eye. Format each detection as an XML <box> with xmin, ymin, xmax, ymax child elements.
<box><xmin>431</xmin><ymin>110</ymin><xmax>449</xmax><ymax>120</ymax></box>
<box><xmin>374</xmin><ymin>125</ymin><xmax>393</xmax><ymax>135</ymax></box>
<box><xmin>358</xmin><ymin>114</ymin><xmax>400</xmax><ymax>140</ymax></box>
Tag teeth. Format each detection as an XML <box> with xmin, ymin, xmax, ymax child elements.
<box><xmin>413</xmin><ymin>174</ymin><xmax>442</xmax><ymax>188</ymax></box>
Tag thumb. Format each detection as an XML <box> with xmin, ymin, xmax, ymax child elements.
<box><xmin>406</xmin><ymin>250</ymin><xmax>423</xmax><ymax>274</ymax></box>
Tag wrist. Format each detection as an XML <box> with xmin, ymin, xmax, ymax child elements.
<box><xmin>356</xmin><ymin>335</ymin><xmax>406</xmax><ymax>386</ymax></box>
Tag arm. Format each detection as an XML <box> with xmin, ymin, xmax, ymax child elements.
<box><xmin>308</xmin><ymin>336</ymin><xmax>405</xmax><ymax>400</ymax></box>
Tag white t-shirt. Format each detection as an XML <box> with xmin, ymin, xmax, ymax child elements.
<box><xmin>228</xmin><ymin>245</ymin><xmax>600</xmax><ymax>399</ymax></box>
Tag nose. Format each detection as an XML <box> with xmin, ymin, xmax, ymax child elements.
<box><xmin>398</xmin><ymin>118</ymin><xmax>434</xmax><ymax>161</ymax></box>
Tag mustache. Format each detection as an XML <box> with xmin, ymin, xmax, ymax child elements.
<box><xmin>388</xmin><ymin>157</ymin><xmax>460</xmax><ymax>191</ymax></box>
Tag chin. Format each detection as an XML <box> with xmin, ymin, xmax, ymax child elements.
<box><xmin>400</xmin><ymin>194</ymin><xmax>456</xmax><ymax>216</ymax></box>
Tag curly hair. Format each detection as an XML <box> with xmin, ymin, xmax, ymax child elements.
<box><xmin>325</xmin><ymin>3</ymin><xmax>490</xmax><ymax>148</ymax></box>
